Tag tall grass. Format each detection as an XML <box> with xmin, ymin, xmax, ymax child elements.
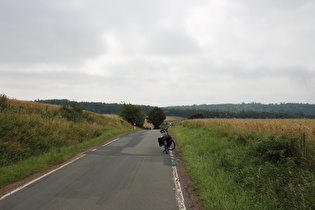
<box><xmin>171</xmin><ymin>120</ymin><xmax>315</xmax><ymax>209</ymax></box>
<box><xmin>0</xmin><ymin>95</ymin><xmax>133</xmax><ymax>187</ymax></box>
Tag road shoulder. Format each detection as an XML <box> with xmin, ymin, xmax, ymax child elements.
<box><xmin>173</xmin><ymin>147</ymin><xmax>203</xmax><ymax>210</ymax></box>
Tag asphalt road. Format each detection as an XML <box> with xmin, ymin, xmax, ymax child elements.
<box><xmin>0</xmin><ymin>130</ymin><xmax>183</xmax><ymax>210</ymax></box>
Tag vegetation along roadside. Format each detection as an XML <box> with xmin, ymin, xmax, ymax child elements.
<box><xmin>170</xmin><ymin>119</ymin><xmax>315</xmax><ymax>209</ymax></box>
<box><xmin>0</xmin><ymin>95</ymin><xmax>133</xmax><ymax>189</ymax></box>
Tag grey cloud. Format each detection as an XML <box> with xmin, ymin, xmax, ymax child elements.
<box><xmin>0</xmin><ymin>0</ymin><xmax>106</xmax><ymax>65</ymax></box>
<box><xmin>0</xmin><ymin>0</ymin><xmax>175</xmax><ymax>65</ymax></box>
<box><xmin>284</xmin><ymin>67</ymin><xmax>315</xmax><ymax>85</ymax></box>
<box><xmin>1</xmin><ymin>0</ymin><xmax>315</xmax><ymax>105</ymax></box>
<box><xmin>218</xmin><ymin>64</ymin><xmax>315</xmax><ymax>85</ymax></box>
<box><xmin>146</xmin><ymin>30</ymin><xmax>201</xmax><ymax>55</ymax></box>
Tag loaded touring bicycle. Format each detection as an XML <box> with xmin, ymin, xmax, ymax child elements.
<box><xmin>158</xmin><ymin>128</ymin><xmax>175</xmax><ymax>154</ymax></box>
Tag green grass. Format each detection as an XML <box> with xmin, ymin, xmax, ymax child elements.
<box><xmin>0</xmin><ymin>129</ymin><xmax>131</xmax><ymax>188</ymax></box>
<box><xmin>170</xmin><ymin>122</ymin><xmax>315</xmax><ymax>209</ymax></box>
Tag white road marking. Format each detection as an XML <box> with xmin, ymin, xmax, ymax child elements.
<box><xmin>1</xmin><ymin>138</ymin><xmax>122</xmax><ymax>200</ymax></box>
<box><xmin>170</xmin><ymin>151</ymin><xmax>186</xmax><ymax>210</ymax></box>
<box><xmin>102</xmin><ymin>138</ymin><xmax>119</xmax><ymax>147</ymax></box>
<box><xmin>0</xmin><ymin>154</ymin><xmax>86</xmax><ymax>201</ymax></box>
<box><xmin>1</xmin><ymin>137</ymin><xmax>123</xmax><ymax>200</ymax></box>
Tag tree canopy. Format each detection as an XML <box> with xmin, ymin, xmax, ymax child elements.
<box><xmin>118</xmin><ymin>103</ymin><xmax>146</xmax><ymax>127</ymax></box>
<box><xmin>147</xmin><ymin>107</ymin><xmax>166</xmax><ymax>129</ymax></box>
<box><xmin>189</xmin><ymin>112</ymin><xmax>205</xmax><ymax>119</ymax></box>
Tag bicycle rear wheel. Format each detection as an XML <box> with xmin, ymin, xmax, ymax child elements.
<box><xmin>168</xmin><ymin>140</ymin><xmax>175</xmax><ymax>150</ymax></box>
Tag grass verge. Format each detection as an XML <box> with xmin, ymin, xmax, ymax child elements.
<box><xmin>170</xmin><ymin>121</ymin><xmax>315</xmax><ymax>209</ymax></box>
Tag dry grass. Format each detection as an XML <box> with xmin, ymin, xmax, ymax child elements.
<box><xmin>143</xmin><ymin>118</ymin><xmax>154</xmax><ymax>128</ymax></box>
<box><xmin>8</xmin><ymin>98</ymin><xmax>60</xmax><ymax>110</ymax></box>
<box><xmin>7</xmin><ymin>99</ymin><xmax>123</xmax><ymax>121</ymax></box>
<box><xmin>164</xmin><ymin>116</ymin><xmax>186</xmax><ymax>122</ymax></box>
<box><xmin>190</xmin><ymin>118</ymin><xmax>315</xmax><ymax>141</ymax></box>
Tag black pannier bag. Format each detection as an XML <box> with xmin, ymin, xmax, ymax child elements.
<box><xmin>158</xmin><ymin>137</ymin><xmax>164</xmax><ymax>147</ymax></box>
<box><xmin>165</xmin><ymin>135</ymin><xmax>172</xmax><ymax>147</ymax></box>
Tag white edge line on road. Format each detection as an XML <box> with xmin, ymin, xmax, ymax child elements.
<box><xmin>170</xmin><ymin>151</ymin><xmax>186</xmax><ymax>210</ymax></box>
<box><xmin>0</xmin><ymin>154</ymin><xmax>86</xmax><ymax>201</ymax></box>
<box><xmin>1</xmin><ymin>137</ymin><xmax>122</xmax><ymax>200</ymax></box>
<box><xmin>101</xmin><ymin>138</ymin><xmax>119</xmax><ymax>147</ymax></box>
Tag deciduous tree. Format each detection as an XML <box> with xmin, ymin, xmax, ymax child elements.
<box><xmin>118</xmin><ymin>103</ymin><xmax>146</xmax><ymax>127</ymax></box>
<box><xmin>147</xmin><ymin>107</ymin><xmax>166</xmax><ymax>129</ymax></box>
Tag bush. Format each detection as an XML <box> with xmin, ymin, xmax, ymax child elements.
<box><xmin>0</xmin><ymin>94</ymin><xmax>9</xmax><ymax>112</ymax></box>
<box><xmin>60</xmin><ymin>104</ymin><xmax>89</xmax><ymax>122</ymax></box>
<box><xmin>255</xmin><ymin>134</ymin><xmax>300</xmax><ymax>163</ymax></box>
<box><xmin>189</xmin><ymin>112</ymin><xmax>205</xmax><ymax>119</ymax></box>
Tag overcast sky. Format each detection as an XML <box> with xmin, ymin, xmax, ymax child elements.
<box><xmin>1</xmin><ymin>0</ymin><xmax>314</xmax><ymax>106</ymax></box>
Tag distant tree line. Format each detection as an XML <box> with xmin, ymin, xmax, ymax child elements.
<box><xmin>36</xmin><ymin>100</ymin><xmax>315</xmax><ymax>119</ymax></box>
<box><xmin>168</xmin><ymin>102</ymin><xmax>315</xmax><ymax>116</ymax></box>
<box><xmin>36</xmin><ymin>99</ymin><xmax>154</xmax><ymax>115</ymax></box>
<box><xmin>165</xmin><ymin>109</ymin><xmax>315</xmax><ymax>119</ymax></box>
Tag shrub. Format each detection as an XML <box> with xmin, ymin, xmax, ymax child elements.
<box><xmin>254</xmin><ymin>133</ymin><xmax>305</xmax><ymax>164</ymax></box>
<box><xmin>0</xmin><ymin>94</ymin><xmax>9</xmax><ymax>112</ymax></box>
<box><xmin>60</xmin><ymin>104</ymin><xmax>88</xmax><ymax>122</ymax></box>
<box><xmin>189</xmin><ymin>112</ymin><xmax>205</xmax><ymax>119</ymax></box>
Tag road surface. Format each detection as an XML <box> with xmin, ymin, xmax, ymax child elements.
<box><xmin>0</xmin><ymin>130</ymin><xmax>185</xmax><ymax>210</ymax></box>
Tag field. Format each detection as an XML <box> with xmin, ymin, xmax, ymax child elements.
<box><xmin>192</xmin><ymin>118</ymin><xmax>315</xmax><ymax>141</ymax></box>
<box><xmin>164</xmin><ymin>116</ymin><xmax>186</xmax><ymax>123</ymax></box>
<box><xmin>170</xmin><ymin>119</ymin><xmax>315</xmax><ymax>209</ymax></box>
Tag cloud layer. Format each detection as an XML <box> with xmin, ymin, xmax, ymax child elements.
<box><xmin>1</xmin><ymin>0</ymin><xmax>314</xmax><ymax>106</ymax></box>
